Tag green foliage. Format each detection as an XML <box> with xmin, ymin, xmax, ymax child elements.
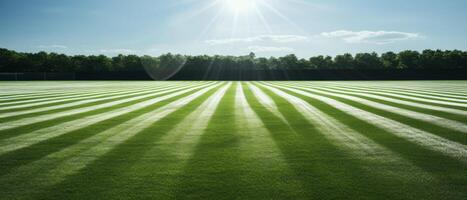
<box><xmin>398</xmin><ymin>50</ymin><xmax>421</xmax><ymax>69</ymax></box>
<box><xmin>381</xmin><ymin>52</ymin><xmax>398</xmax><ymax>69</ymax></box>
<box><xmin>1</xmin><ymin>48</ymin><xmax>467</xmax><ymax>73</ymax></box>
<box><xmin>354</xmin><ymin>52</ymin><xmax>383</xmax><ymax>69</ymax></box>
<box><xmin>334</xmin><ymin>53</ymin><xmax>355</xmax><ymax>69</ymax></box>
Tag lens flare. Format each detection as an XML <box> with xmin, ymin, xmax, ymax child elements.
<box><xmin>141</xmin><ymin>54</ymin><xmax>187</xmax><ymax>81</ymax></box>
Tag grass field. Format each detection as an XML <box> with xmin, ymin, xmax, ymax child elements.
<box><xmin>0</xmin><ymin>81</ymin><xmax>466</xmax><ymax>200</ymax></box>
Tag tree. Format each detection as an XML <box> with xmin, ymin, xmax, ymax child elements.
<box><xmin>81</xmin><ymin>55</ymin><xmax>112</xmax><ymax>72</ymax></box>
<box><xmin>30</xmin><ymin>52</ymin><xmax>48</xmax><ymax>72</ymax></box>
<box><xmin>248</xmin><ymin>52</ymin><xmax>256</xmax><ymax>60</ymax></box>
<box><xmin>298</xmin><ymin>58</ymin><xmax>310</xmax><ymax>69</ymax></box>
<box><xmin>354</xmin><ymin>52</ymin><xmax>383</xmax><ymax>69</ymax></box>
<box><xmin>0</xmin><ymin>48</ymin><xmax>18</xmax><ymax>72</ymax></box>
<box><xmin>121</xmin><ymin>55</ymin><xmax>143</xmax><ymax>72</ymax></box>
<box><xmin>255</xmin><ymin>57</ymin><xmax>270</xmax><ymax>70</ymax></box>
<box><xmin>445</xmin><ymin>50</ymin><xmax>464</xmax><ymax>69</ymax></box>
<box><xmin>278</xmin><ymin>54</ymin><xmax>299</xmax><ymax>69</ymax></box>
<box><xmin>309</xmin><ymin>56</ymin><xmax>324</xmax><ymax>69</ymax></box>
<box><xmin>46</xmin><ymin>53</ymin><xmax>72</xmax><ymax>72</ymax></box>
<box><xmin>144</xmin><ymin>53</ymin><xmax>186</xmax><ymax>80</ymax></box>
<box><xmin>398</xmin><ymin>50</ymin><xmax>420</xmax><ymax>69</ymax></box>
<box><xmin>0</xmin><ymin>47</ymin><xmax>466</xmax><ymax>75</ymax></box>
<box><xmin>111</xmin><ymin>54</ymin><xmax>125</xmax><ymax>72</ymax></box>
<box><xmin>333</xmin><ymin>53</ymin><xmax>354</xmax><ymax>69</ymax></box>
<box><xmin>71</xmin><ymin>55</ymin><xmax>88</xmax><ymax>72</ymax></box>
<box><xmin>381</xmin><ymin>52</ymin><xmax>398</xmax><ymax>69</ymax></box>
<box><xmin>267</xmin><ymin>57</ymin><xmax>280</xmax><ymax>70</ymax></box>
<box><xmin>420</xmin><ymin>49</ymin><xmax>436</xmax><ymax>69</ymax></box>
<box><xmin>463</xmin><ymin>51</ymin><xmax>467</xmax><ymax>69</ymax></box>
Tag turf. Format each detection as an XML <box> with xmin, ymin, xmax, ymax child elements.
<box><xmin>0</xmin><ymin>81</ymin><xmax>466</xmax><ymax>200</ymax></box>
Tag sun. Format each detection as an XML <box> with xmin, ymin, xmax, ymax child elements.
<box><xmin>225</xmin><ymin>0</ymin><xmax>258</xmax><ymax>12</ymax></box>
<box><xmin>187</xmin><ymin>0</ymin><xmax>297</xmax><ymax>38</ymax></box>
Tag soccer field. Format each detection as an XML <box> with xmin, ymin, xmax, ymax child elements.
<box><xmin>0</xmin><ymin>81</ymin><xmax>466</xmax><ymax>199</ymax></box>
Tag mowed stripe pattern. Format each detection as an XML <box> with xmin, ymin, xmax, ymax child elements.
<box><xmin>0</xmin><ymin>81</ymin><xmax>466</xmax><ymax>200</ymax></box>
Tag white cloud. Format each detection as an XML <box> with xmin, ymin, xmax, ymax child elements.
<box><xmin>321</xmin><ymin>30</ymin><xmax>420</xmax><ymax>44</ymax></box>
<box><xmin>206</xmin><ymin>35</ymin><xmax>308</xmax><ymax>45</ymax></box>
<box><xmin>248</xmin><ymin>46</ymin><xmax>295</xmax><ymax>53</ymax></box>
<box><xmin>98</xmin><ymin>49</ymin><xmax>137</xmax><ymax>54</ymax></box>
<box><xmin>36</xmin><ymin>44</ymin><xmax>68</xmax><ymax>49</ymax></box>
<box><xmin>266</xmin><ymin>35</ymin><xmax>309</xmax><ymax>43</ymax></box>
<box><xmin>206</xmin><ymin>38</ymin><xmax>258</xmax><ymax>45</ymax></box>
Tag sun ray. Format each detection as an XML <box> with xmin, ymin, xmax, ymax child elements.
<box><xmin>225</xmin><ymin>0</ymin><xmax>258</xmax><ymax>13</ymax></box>
<box><xmin>185</xmin><ymin>0</ymin><xmax>224</xmax><ymax>20</ymax></box>
<box><xmin>182</xmin><ymin>0</ymin><xmax>307</xmax><ymax>42</ymax></box>
<box><xmin>254</xmin><ymin>5</ymin><xmax>273</xmax><ymax>34</ymax></box>
<box><xmin>196</xmin><ymin>3</ymin><xmax>227</xmax><ymax>41</ymax></box>
<box><xmin>258</xmin><ymin>0</ymin><xmax>306</xmax><ymax>34</ymax></box>
<box><xmin>231</xmin><ymin>8</ymin><xmax>240</xmax><ymax>38</ymax></box>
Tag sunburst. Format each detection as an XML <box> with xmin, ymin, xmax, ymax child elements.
<box><xmin>177</xmin><ymin>0</ymin><xmax>307</xmax><ymax>41</ymax></box>
<box><xmin>224</xmin><ymin>0</ymin><xmax>258</xmax><ymax>13</ymax></box>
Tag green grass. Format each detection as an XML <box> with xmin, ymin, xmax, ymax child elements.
<box><xmin>0</xmin><ymin>81</ymin><xmax>466</xmax><ymax>200</ymax></box>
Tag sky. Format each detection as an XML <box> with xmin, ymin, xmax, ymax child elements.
<box><xmin>1</xmin><ymin>0</ymin><xmax>467</xmax><ymax>58</ymax></box>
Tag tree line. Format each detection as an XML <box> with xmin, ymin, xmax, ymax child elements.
<box><xmin>1</xmin><ymin>48</ymin><xmax>467</xmax><ymax>73</ymax></box>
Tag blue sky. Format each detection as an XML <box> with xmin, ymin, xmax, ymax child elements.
<box><xmin>1</xmin><ymin>0</ymin><xmax>466</xmax><ymax>57</ymax></box>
